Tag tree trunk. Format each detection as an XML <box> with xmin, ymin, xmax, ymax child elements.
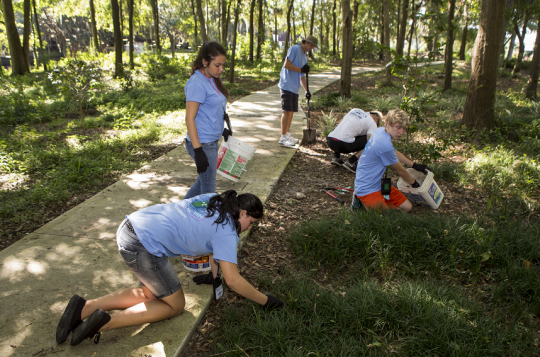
<box><xmin>444</xmin><ymin>0</ymin><xmax>456</xmax><ymax>91</ymax></box>
<box><xmin>192</xmin><ymin>0</ymin><xmax>199</xmax><ymax>46</ymax></box>
<box><xmin>221</xmin><ymin>0</ymin><xmax>227</xmax><ymax>45</ymax></box>
<box><xmin>119</xmin><ymin>0</ymin><xmax>124</xmax><ymax>38</ymax></box>
<box><xmin>310</xmin><ymin>0</ymin><xmax>316</xmax><ymax>35</ymax></box>
<box><xmin>396</xmin><ymin>0</ymin><xmax>409</xmax><ymax>56</ymax></box>
<box><xmin>525</xmin><ymin>13</ymin><xmax>540</xmax><ymax>99</ymax></box>
<box><xmin>458</xmin><ymin>3</ymin><xmax>468</xmax><ymax>60</ymax></box>
<box><xmin>170</xmin><ymin>34</ymin><xmax>176</xmax><ymax>57</ymax></box>
<box><xmin>112</xmin><ymin>0</ymin><xmax>124</xmax><ymax>78</ymax></box>
<box><xmin>284</xmin><ymin>0</ymin><xmax>294</xmax><ymax>55</ymax></box>
<box><xmin>379</xmin><ymin>4</ymin><xmax>384</xmax><ymax>60</ymax></box>
<box><xmin>229</xmin><ymin>0</ymin><xmax>241</xmax><ymax>83</ymax></box>
<box><xmin>512</xmin><ymin>14</ymin><xmax>529</xmax><ymax>76</ymax></box>
<box><xmin>332</xmin><ymin>0</ymin><xmax>337</xmax><ymax>56</ymax></box>
<box><xmin>462</xmin><ymin>0</ymin><xmax>506</xmax><ymax>131</ymax></box>
<box><xmin>256</xmin><ymin>0</ymin><xmax>263</xmax><ymax>59</ymax></box>
<box><xmin>128</xmin><ymin>0</ymin><xmax>134</xmax><ymax>68</ymax></box>
<box><xmin>340</xmin><ymin>0</ymin><xmax>353</xmax><ymax>97</ymax></box>
<box><xmin>505</xmin><ymin>31</ymin><xmax>516</xmax><ymax>64</ymax></box>
<box><xmin>196</xmin><ymin>0</ymin><xmax>208</xmax><ymax>42</ymax></box>
<box><xmin>150</xmin><ymin>0</ymin><xmax>161</xmax><ymax>52</ymax></box>
<box><xmin>406</xmin><ymin>2</ymin><xmax>417</xmax><ymax>57</ymax></box>
<box><xmin>90</xmin><ymin>0</ymin><xmax>100</xmax><ymax>52</ymax></box>
<box><xmin>32</xmin><ymin>0</ymin><xmax>47</xmax><ymax>71</ymax></box>
<box><xmin>249</xmin><ymin>0</ymin><xmax>255</xmax><ymax>62</ymax></box>
<box><xmin>23</xmin><ymin>0</ymin><xmax>31</xmax><ymax>68</ymax></box>
<box><xmin>1</xmin><ymin>0</ymin><xmax>29</xmax><ymax>75</ymax></box>
<box><xmin>383</xmin><ymin>0</ymin><xmax>391</xmax><ymax>84</ymax></box>
<box><xmin>274</xmin><ymin>5</ymin><xmax>278</xmax><ymax>48</ymax></box>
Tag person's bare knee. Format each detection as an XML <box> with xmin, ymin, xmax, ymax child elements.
<box><xmin>161</xmin><ymin>288</ymin><xmax>186</xmax><ymax>317</ymax></box>
<box><xmin>397</xmin><ymin>199</ymin><xmax>412</xmax><ymax>212</ymax></box>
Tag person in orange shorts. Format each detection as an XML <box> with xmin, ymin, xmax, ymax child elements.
<box><xmin>352</xmin><ymin>109</ymin><xmax>429</xmax><ymax>212</ymax></box>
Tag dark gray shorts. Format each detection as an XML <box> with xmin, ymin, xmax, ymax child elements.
<box><xmin>116</xmin><ymin>219</ymin><xmax>182</xmax><ymax>299</ymax></box>
<box><xmin>280</xmin><ymin>89</ymin><xmax>299</xmax><ymax>112</ymax></box>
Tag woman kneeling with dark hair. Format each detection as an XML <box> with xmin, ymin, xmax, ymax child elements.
<box><xmin>56</xmin><ymin>190</ymin><xmax>283</xmax><ymax>346</ymax></box>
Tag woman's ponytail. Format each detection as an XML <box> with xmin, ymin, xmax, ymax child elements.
<box><xmin>206</xmin><ymin>190</ymin><xmax>264</xmax><ymax>233</ymax></box>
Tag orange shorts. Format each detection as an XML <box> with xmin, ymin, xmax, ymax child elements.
<box><xmin>357</xmin><ymin>186</ymin><xmax>408</xmax><ymax>210</ymax></box>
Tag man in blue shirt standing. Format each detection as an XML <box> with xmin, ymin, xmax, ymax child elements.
<box><xmin>277</xmin><ymin>35</ymin><xmax>318</xmax><ymax>147</ymax></box>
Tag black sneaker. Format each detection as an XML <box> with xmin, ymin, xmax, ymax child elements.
<box><xmin>56</xmin><ymin>294</ymin><xmax>86</xmax><ymax>344</ymax></box>
<box><xmin>70</xmin><ymin>309</ymin><xmax>111</xmax><ymax>345</ymax></box>
<box><xmin>331</xmin><ymin>157</ymin><xmax>344</xmax><ymax>166</ymax></box>
<box><xmin>351</xmin><ymin>194</ymin><xmax>364</xmax><ymax>210</ymax></box>
<box><xmin>343</xmin><ymin>161</ymin><xmax>357</xmax><ymax>173</ymax></box>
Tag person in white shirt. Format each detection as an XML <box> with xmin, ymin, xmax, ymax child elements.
<box><xmin>327</xmin><ymin>109</ymin><xmax>383</xmax><ymax>172</ymax></box>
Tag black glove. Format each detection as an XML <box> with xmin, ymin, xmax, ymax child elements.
<box><xmin>262</xmin><ymin>294</ymin><xmax>284</xmax><ymax>310</ymax></box>
<box><xmin>222</xmin><ymin>128</ymin><xmax>232</xmax><ymax>142</ymax></box>
<box><xmin>301</xmin><ymin>64</ymin><xmax>310</xmax><ymax>73</ymax></box>
<box><xmin>412</xmin><ymin>162</ymin><xmax>430</xmax><ymax>174</ymax></box>
<box><xmin>193</xmin><ymin>147</ymin><xmax>209</xmax><ymax>174</ymax></box>
<box><xmin>305</xmin><ymin>91</ymin><xmax>312</xmax><ymax>100</ymax></box>
<box><xmin>192</xmin><ymin>272</ymin><xmax>214</xmax><ymax>285</ymax></box>
<box><xmin>412</xmin><ymin>180</ymin><xmax>421</xmax><ymax>188</ymax></box>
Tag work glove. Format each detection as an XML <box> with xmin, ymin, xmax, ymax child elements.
<box><xmin>412</xmin><ymin>162</ymin><xmax>430</xmax><ymax>174</ymax></box>
<box><xmin>412</xmin><ymin>180</ymin><xmax>421</xmax><ymax>188</ymax></box>
<box><xmin>305</xmin><ymin>91</ymin><xmax>312</xmax><ymax>100</ymax></box>
<box><xmin>301</xmin><ymin>64</ymin><xmax>310</xmax><ymax>74</ymax></box>
<box><xmin>193</xmin><ymin>147</ymin><xmax>209</xmax><ymax>174</ymax></box>
<box><xmin>262</xmin><ymin>294</ymin><xmax>284</xmax><ymax>310</ymax></box>
<box><xmin>192</xmin><ymin>272</ymin><xmax>214</xmax><ymax>285</ymax></box>
<box><xmin>222</xmin><ymin>128</ymin><xmax>232</xmax><ymax>142</ymax></box>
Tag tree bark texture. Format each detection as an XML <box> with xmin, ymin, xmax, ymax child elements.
<box><xmin>340</xmin><ymin>0</ymin><xmax>353</xmax><ymax>97</ymax></box>
<box><xmin>112</xmin><ymin>0</ymin><xmax>124</xmax><ymax>78</ymax></box>
<box><xmin>383</xmin><ymin>0</ymin><xmax>391</xmax><ymax>84</ymax></box>
<box><xmin>284</xmin><ymin>0</ymin><xmax>294</xmax><ymax>55</ymax></box>
<box><xmin>32</xmin><ymin>0</ymin><xmax>46</xmax><ymax>71</ymax></box>
<box><xmin>2</xmin><ymin>0</ymin><xmax>29</xmax><ymax>75</ymax></box>
<box><xmin>192</xmin><ymin>0</ymin><xmax>199</xmax><ymax>46</ymax></box>
<box><xmin>221</xmin><ymin>0</ymin><xmax>228</xmax><ymax>45</ymax></box>
<box><xmin>310</xmin><ymin>0</ymin><xmax>316</xmax><ymax>35</ymax></box>
<box><xmin>90</xmin><ymin>0</ymin><xmax>100</xmax><ymax>52</ymax></box>
<box><xmin>525</xmin><ymin>13</ymin><xmax>540</xmax><ymax>99</ymax></box>
<box><xmin>23</xmin><ymin>0</ymin><xmax>31</xmax><ymax>68</ymax></box>
<box><xmin>256</xmin><ymin>0</ymin><xmax>263</xmax><ymax>59</ymax></box>
<box><xmin>196</xmin><ymin>0</ymin><xmax>208</xmax><ymax>42</ymax></box>
<box><xmin>249</xmin><ymin>0</ymin><xmax>255</xmax><ymax>62</ymax></box>
<box><xmin>396</xmin><ymin>0</ymin><xmax>409</xmax><ymax>56</ymax></box>
<box><xmin>150</xmin><ymin>0</ymin><xmax>161</xmax><ymax>52</ymax></box>
<box><xmin>458</xmin><ymin>3</ymin><xmax>468</xmax><ymax>60</ymax></box>
<box><xmin>128</xmin><ymin>0</ymin><xmax>134</xmax><ymax>68</ymax></box>
<box><xmin>462</xmin><ymin>0</ymin><xmax>506</xmax><ymax>131</ymax></box>
<box><xmin>229</xmin><ymin>0</ymin><xmax>241</xmax><ymax>83</ymax></box>
<box><xmin>444</xmin><ymin>0</ymin><xmax>456</xmax><ymax>91</ymax></box>
<box><xmin>512</xmin><ymin>13</ymin><xmax>529</xmax><ymax>76</ymax></box>
<box><xmin>332</xmin><ymin>0</ymin><xmax>337</xmax><ymax>56</ymax></box>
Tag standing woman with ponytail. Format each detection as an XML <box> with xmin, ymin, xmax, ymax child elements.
<box><xmin>55</xmin><ymin>190</ymin><xmax>283</xmax><ymax>346</ymax></box>
<box><xmin>184</xmin><ymin>42</ymin><xmax>232</xmax><ymax>199</ymax></box>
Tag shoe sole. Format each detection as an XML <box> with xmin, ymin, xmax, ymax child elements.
<box><xmin>56</xmin><ymin>295</ymin><xmax>85</xmax><ymax>344</ymax></box>
<box><xmin>279</xmin><ymin>142</ymin><xmax>296</xmax><ymax>147</ymax></box>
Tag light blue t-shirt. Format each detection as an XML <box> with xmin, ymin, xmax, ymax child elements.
<box><xmin>354</xmin><ymin>127</ymin><xmax>399</xmax><ymax>196</ymax></box>
<box><xmin>278</xmin><ymin>44</ymin><xmax>307</xmax><ymax>94</ymax></box>
<box><xmin>185</xmin><ymin>70</ymin><xmax>227</xmax><ymax>143</ymax></box>
<box><xmin>128</xmin><ymin>193</ymin><xmax>238</xmax><ymax>265</ymax></box>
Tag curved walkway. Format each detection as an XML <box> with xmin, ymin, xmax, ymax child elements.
<box><xmin>0</xmin><ymin>66</ymin><xmax>380</xmax><ymax>357</ymax></box>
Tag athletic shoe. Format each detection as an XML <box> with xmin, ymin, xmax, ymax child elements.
<box><xmin>343</xmin><ymin>161</ymin><xmax>357</xmax><ymax>173</ymax></box>
<box><xmin>351</xmin><ymin>194</ymin><xmax>363</xmax><ymax>210</ymax></box>
<box><xmin>278</xmin><ymin>136</ymin><xmax>296</xmax><ymax>147</ymax></box>
<box><xmin>70</xmin><ymin>309</ymin><xmax>111</xmax><ymax>345</ymax></box>
<box><xmin>286</xmin><ymin>133</ymin><xmax>299</xmax><ymax>144</ymax></box>
<box><xmin>331</xmin><ymin>157</ymin><xmax>344</xmax><ymax>166</ymax></box>
<box><xmin>56</xmin><ymin>294</ymin><xmax>86</xmax><ymax>344</ymax></box>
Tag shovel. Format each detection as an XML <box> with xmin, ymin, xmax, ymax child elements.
<box><xmin>302</xmin><ymin>73</ymin><xmax>317</xmax><ymax>144</ymax></box>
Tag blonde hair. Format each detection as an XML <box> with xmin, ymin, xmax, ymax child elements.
<box><xmin>385</xmin><ymin>109</ymin><xmax>410</xmax><ymax>127</ymax></box>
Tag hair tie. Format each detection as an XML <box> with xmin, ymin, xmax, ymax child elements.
<box><xmin>236</xmin><ymin>193</ymin><xmax>239</xmax><ymax>197</ymax></box>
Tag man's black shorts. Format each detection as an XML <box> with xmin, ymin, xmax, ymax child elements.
<box><xmin>280</xmin><ymin>89</ymin><xmax>299</xmax><ymax>112</ymax></box>
<box><xmin>327</xmin><ymin>135</ymin><xmax>368</xmax><ymax>154</ymax></box>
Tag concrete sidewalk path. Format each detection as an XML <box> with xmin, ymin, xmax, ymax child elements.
<box><xmin>0</xmin><ymin>66</ymin><xmax>380</xmax><ymax>357</ymax></box>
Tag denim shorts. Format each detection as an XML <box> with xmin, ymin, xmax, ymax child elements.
<box><xmin>280</xmin><ymin>89</ymin><xmax>299</xmax><ymax>112</ymax></box>
<box><xmin>116</xmin><ymin>219</ymin><xmax>182</xmax><ymax>299</ymax></box>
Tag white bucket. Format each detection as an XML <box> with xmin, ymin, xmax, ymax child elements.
<box><xmin>181</xmin><ymin>254</ymin><xmax>211</xmax><ymax>272</ymax></box>
<box><xmin>216</xmin><ymin>136</ymin><xmax>256</xmax><ymax>182</ymax></box>
<box><xmin>397</xmin><ymin>168</ymin><xmax>444</xmax><ymax>209</ymax></box>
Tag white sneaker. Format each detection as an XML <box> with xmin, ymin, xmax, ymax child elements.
<box><xmin>278</xmin><ymin>135</ymin><xmax>296</xmax><ymax>147</ymax></box>
<box><xmin>286</xmin><ymin>133</ymin><xmax>299</xmax><ymax>144</ymax></box>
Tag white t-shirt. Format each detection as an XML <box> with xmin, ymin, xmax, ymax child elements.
<box><xmin>328</xmin><ymin>109</ymin><xmax>377</xmax><ymax>143</ymax></box>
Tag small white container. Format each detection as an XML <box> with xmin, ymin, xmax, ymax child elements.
<box><xmin>181</xmin><ymin>254</ymin><xmax>211</xmax><ymax>272</ymax></box>
<box><xmin>397</xmin><ymin>168</ymin><xmax>444</xmax><ymax>209</ymax></box>
<box><xmin>216</xmin><ymin>136</ymin><xmax>256</xmax><ymax>182</ymax></box>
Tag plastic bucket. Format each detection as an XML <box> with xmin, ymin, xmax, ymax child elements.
<box><xmin>181</xmin><ymin>254</ymin><xmax>211</xmax><ymax>272</ymax></box>
<box><xmin>216</xmin><ymin>136</ymin><xmax>256</xmax><ymax>182</ymax></box>
<box><xmin>397</xmin><ymin>168</ymin><xmax>444</xmax><ymax>209</ymax></box>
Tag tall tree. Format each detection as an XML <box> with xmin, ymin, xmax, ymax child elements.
<box><xmin>396</xmin><ymin>0</ymin><xmax>409</xmax><ymax>56</ymax></box>
<box><xmin>332</xmin><ymin>0</ymin><xmax>337</xmax><ymax>56</ymax></box>
<box><xmin>525</xmin><ymin>13</ymin><xmax>540</xmax><ymax>99</ymax></box>
<box><xmin>340</xmin><ymin>0</ymin><xmax>353</xmax><ymax>96</ymax></box>
<box><xmin>196</xmin><ymin>0</ymin><xmax>208</xmax><ymax>42</ymax></box>
<box><xmin>192</xmin><ymin>0</ymin><xmax>199</xmax><ymax>46</ymax></box>
<box><xmin>249</xmin><ymin>0</ymin><xmax>255</xmax><ymax>62</ymax></box>
<box><xmin>221</xmin><ymin>0</ymin><xmax>228</xmax><ymax>45</ymax></box>
<box><xmin>444</xmin><ymin>0</ymin><xmax>456</xmax><ymax>91</ymax></box>
<box><xmin>458</xmin><ymin>1</ymin><xmax>469</xmax><ymax>60</ymax></box>
<box><xmin>284</xmin><ymin>0</ymin><xmax>294</xmax><ymax>54</ymax></box>
<box><xmin>462</xmin><ymin>0</ymin><xmax>506</xmax><ymax>131</ymax></box>
<box><xmin>32</xmin><ymin>0</ymin><xmax>47</xmax><ymax>71</ymax></box>
<box><xmin>511</xmin><ymin>1</ymin><xmax>531</xmax><ymax>75</ymax></box>
<box><xmin>90</xmin><ymin>0</ymin><xmax>99</xmax><ymax>52</ymax></box>
<box><xmin>383</xmin><ymin>0</ymin><xmax>392</xmax><ymax>84</ymax></box>
<box><xmin>2</xmin><ymin>0</ymin><xmax>30</xmax><ymax>75</ymax></box>
<box><xmin>229</xmin><ymin>0</ymin><xmax>241</xmax><ymax>83</ymax></box>
<box><xmin>256</xmin><ymin>0</ymin><xmax>263</xmax><ymax>59</ymax></box>
<box><xmin>23</xmin><ymin>0</ymin><xmax>31</xmax><ymax>68</ymax></box>
<box><xmin>150</xmin><ymin>0</ymin><xmax>161</xmax><ymax>52</ymax></box>
<box><xmin>111</xmin><ymin>0</ymin><xmax>124</xmax><ymax>78</ymax></box>
<box><xmin>128</xmin><ymin>0</ymin><xmax>134</xmax><ymax>68</ymax></box>
<box><xmin>310</xmin><ymin>0</ymin><xmax>316</xmax><ymax>35</ymax></box>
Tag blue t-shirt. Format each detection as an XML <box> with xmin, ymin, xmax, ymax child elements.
<box><xmin>278</xmin><ymin>44</ymin><xmax>307</xmax><ymax>94</ymax></box>
<box><xmin>185</xmin><ymin>70</ymin><xmax>227</xmax><ymax>143</ymax></box>
<box><xmin>127</xmin><ymin>193</ymin><xmax>238</xmax><ymax>265</ymax></box>
<box><xmin>354</xmin><ymin>127</ymin><xmax>399</xmax><ymax>196</ymax></box>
